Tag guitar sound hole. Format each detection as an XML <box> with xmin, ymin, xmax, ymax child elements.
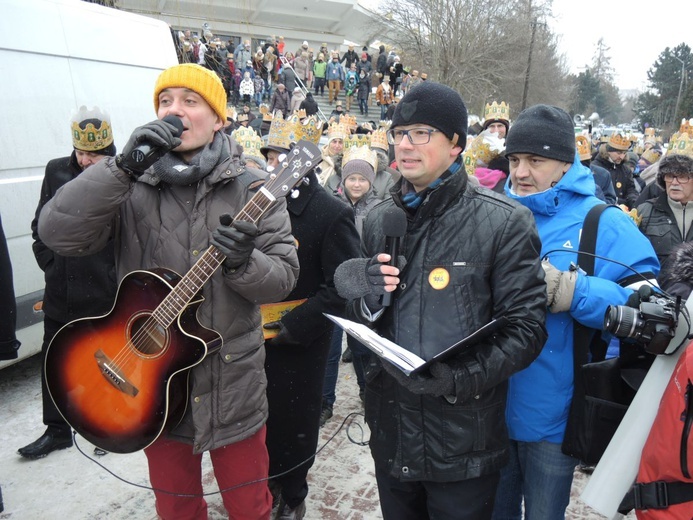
<box><xmin>129</xmin><ymin>314</ymin><xmax>168</xmax><ymax>357</ymax></box>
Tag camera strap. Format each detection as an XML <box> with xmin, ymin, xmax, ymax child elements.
<box><xmin>573</xmin><ymin>203</ymin><xmax>617</xmax><ymax>366</ymax></box>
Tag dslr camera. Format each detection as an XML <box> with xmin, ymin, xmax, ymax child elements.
<box><xmin>603</xmin><ymin>288</ymin><xmax>680</xmax><ymax>355</ymax></box>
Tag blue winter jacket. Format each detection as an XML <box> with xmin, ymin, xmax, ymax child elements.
<box><xmin>504</xmin><ymin>155</ymin><xmax>660</xmax><ymax>443</ymax></box>
<box><xmin>326</xmin><ymin>60</ymin><xmax>345</xmax><ymax>81</ymax></box>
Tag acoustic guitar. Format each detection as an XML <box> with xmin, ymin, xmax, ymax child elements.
<box><xmin>45</xmin><ymin>140</ymin><xmax>320</xmax><ymax>454</ymax></box>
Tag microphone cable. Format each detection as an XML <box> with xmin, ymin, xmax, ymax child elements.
<box><xmin>70</xmin><ymin>411</ymin><xmax>369</xmax><ymax>498</ymax></box>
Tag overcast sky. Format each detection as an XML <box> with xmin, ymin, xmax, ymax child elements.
<box><xmin>548</xmin><ymin>1</ymin><xmax>689</xmax><ymax>92</ymax></box>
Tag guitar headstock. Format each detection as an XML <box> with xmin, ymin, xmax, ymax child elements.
<box><xmin>265</xmin><ymin>140</ymin><xmax>321</xmax><ymax>199</ymax></box>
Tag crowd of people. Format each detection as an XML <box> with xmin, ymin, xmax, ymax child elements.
<box><xmin>5</xmin><ymin>28</ymin><xmax>693</xmax><ymax>520</ymax></box>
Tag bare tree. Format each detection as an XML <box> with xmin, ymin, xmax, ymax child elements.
<box><xmin>375</xmin><ymin>0</ymin><xmax>570</xmax><ymax>119</ymax></box>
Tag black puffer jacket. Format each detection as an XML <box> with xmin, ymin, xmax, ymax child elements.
<box><xmin>31</xmin><ymin>153</ymin><xmax>117</xmax><ymax>323</ymax></box>
<box><xmin>355</xmin><ymin>168</ymin><xmax>547</xmax><ymax>481</ymax></box>
<box><xmin>637</xmin><ymin>191</ymin><xmax>693</xmax><ymax>268</ymax></box>
<box><xmin>592</xmin><ymin>146</ymin><xmax>637</xmax><ymax>208</ymax></box>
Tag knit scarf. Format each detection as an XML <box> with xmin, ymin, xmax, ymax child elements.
<box><xmin>151</xmin><ymin>132</ymin><xmax>229</xmax><ymax>185</ymax></box>
<box><xmin>401</xmin><ymin>158</ymin><xmax>462</xmax><ymax>210</ymax></box>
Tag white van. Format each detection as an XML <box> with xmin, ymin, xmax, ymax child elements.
<box><xmin>0</xmin><ymin>0</ymin><xmax>178</xmax><ymax>368</ymax></box>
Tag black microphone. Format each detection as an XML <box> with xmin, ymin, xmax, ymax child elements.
<box><xmin>127</xmin><ymin>115</ymin><xmax>184</xmax><ymax>170</ymax></box>
<box><xmin>381</xmin><ymin>206</ymin><xmax>407</xmax><ymax>307</ymax></box>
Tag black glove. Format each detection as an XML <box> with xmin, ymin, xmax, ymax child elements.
<box><xmin>211</xmin><ymin>220</ymin><xmax>258</xmax><ymax>271</ymax></box>
<box><xmin>116</xmin><ymin>118</ymin><xmax>183</xmax><ymax>176</ymax></box>
<box><xmin>264</xmin><ymin>321</ymin><xmax>302</xmax><ymax>347</ymax></box>
<box><xmin>382</xmin><ymin>360</ymin><xmax>454</xmax><ymax>397</ymax></box>
<box><xmin>334</xmin><ymin>255</ymin><xmax>405</xmax><ymax>300</ymax></box>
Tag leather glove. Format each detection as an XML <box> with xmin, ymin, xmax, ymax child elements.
<box><xmin>382</xmin><ymin>360</ymin><xmax>454</xmax><ymax>397</ymax></box>
<box><xmin>116</xmin><ymin>118</ymin><xmax>183</xmax><ymax>176</ymax></box>
<box><xmin>211</xmin><ymin>220</ymin><xmax>258</xmax><ymax>272</ymax></box>
<box><xmin>264</xmin><ymin>321</ymin><xmax>302</xmax><ymax>347</ymax></box>
<box><xmin>542</xmin><ymin>259</ymin><xmax>577</xmax><ymax>313</ymax></box>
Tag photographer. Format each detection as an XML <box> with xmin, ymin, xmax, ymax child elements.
<box><xmin>492</xmin><ymin>105</ymin><xmax>660</xmax><ymax>520</ymax></box>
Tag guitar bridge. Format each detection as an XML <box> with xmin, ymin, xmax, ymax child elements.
<box><xmin>95</xmin><ymin>349</ymin><xmax>139</xmax><ymax>397</ymax></box>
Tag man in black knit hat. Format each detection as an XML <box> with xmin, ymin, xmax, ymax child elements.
<box><xmin>333</xmin><ymin>81</ymin><xmax>547</xmax><ymax>519</ymax></box>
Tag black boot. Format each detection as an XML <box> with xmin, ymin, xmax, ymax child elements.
<box><xmin>18</xmin><ymin>429</ymin><xmax>72</xmax><ymax>459</ymax></box>
<box><xmin>274</xmin><ymin>498</ymin><xmax>306</xmax><ymax>520</ymax></box>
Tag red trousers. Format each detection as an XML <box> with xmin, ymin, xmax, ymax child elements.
<box><xmin>144</xmin><ymin>426</ymin><xmax>272</xmax><ymax>520</ymax></box>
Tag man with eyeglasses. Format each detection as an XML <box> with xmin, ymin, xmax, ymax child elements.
<box><xmin>637</xmin><ymin>153</ymin><xmax>693</xmax><ymax>267</ymax></box>
<box><xmin>332</xmin><ymin>81</ymin><xmax>548</xmax><ymax>520</ymax></box>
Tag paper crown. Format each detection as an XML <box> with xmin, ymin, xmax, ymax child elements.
<box><xmin>297</xmin><ymin>116</ymin><xmax>324</xmax><ymax>144</ymax></box>
<box><xmin>259</xmin><ymin>104</ymin><xmax>273</xmax><ymax>122</ymax></box>
<box><xmin>70</xmin><ymin>105</ymin><xmax>113</xmax><ymax>152</ymax></box>
<box><xmin>575</xmin><ymin>135</ymin><xmax>592</xmax><ymax>161</ymax></box>
<box><xmin>640</xmin><ymin>148</ymin><xmax>662</xmax><ymax>165</ymax></box>
<box><xmin>327</xmin><ymin>122</ymin><xmax>348</xmax><ymax>141</ymax></box>
<box><xmin>231</xmin><ymin>126</ymin><xmax>264</xmax><ymax>161</ymax></box>
<box><xmin>342</xmin><ymin>145</ymin><xmax>378</xmax><ymax>172</ymax></box>
<box><xmin>644</xmin><ymin>127</ymin><xmax>655</xmax><ymax>136</ymax></box>
<box><xmin>680</xmin><ymin>118</ymin><xmax>693</xmax><ymax>136</ymax></box>
<box><xmin>237</xmin><ymin>113</ymin><xmax>249</xmax><ymax>123</ymax></box>
<box><xmin>344</xmin><ymin>134</ymin><xmax>370</xmax><ymax>149</ymax></box>
<box><xmin>378</xmin><ymin>120</ymin><xmax>391</xmax><ymax>129</ymax></box>
<box><xmin>669</xmin><ymin>133</ymin><xmax>693</xmax><ymax>158</ymax></box>
<box><xmin>608</xmin><ymin>133</ymin><xmax>631</xmax><ymax>151</ymax></box>
<box><xmin>463</xmin><ymin>130</ymin><xmax>505</xmax><ymax>171</ymax></box>
<box><xmin>340</xmin><ymin>114</ymin><xmax>357</xmax><ymax>132</ymax></box>
<box><xmin>483</xmin><ymin>101</ymin><xmax>510</xmax><ymax>123</ymax></box>
<box><xmin>294</xmin><ymin>108</ymin><xmax>307</xmax><ymax>119</ymax></box>
<box><xmin>370</xmin><ymin>128</ymin><xmax>388</xmax><ymax>151</ymax></box>
<box><xmin>265</xmin><ymin>113</ymin><xmax>301</xmax><ymax>151</ymax></box>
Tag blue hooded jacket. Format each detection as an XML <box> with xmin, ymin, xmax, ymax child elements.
<box><xmin>504</xmin><ymin>155</ymin><xmax>659</xmax><ymax>443</ymax></box>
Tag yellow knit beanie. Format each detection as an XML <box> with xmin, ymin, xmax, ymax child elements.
<box><xmin>154</xmin><ymin>64</ymin><xmax>227</xmax><ymax>121</ymax></box>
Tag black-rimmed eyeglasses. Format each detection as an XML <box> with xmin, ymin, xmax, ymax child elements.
<box><xmin>386</xmin><ymin>128</ymin><xmax>440</xmax><ymax>145</ymax></box>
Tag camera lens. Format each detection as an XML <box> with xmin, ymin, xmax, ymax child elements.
<box><xmin>604</xmin><ymin>305</ymin><xmax>642</xmax><ymax>338</ymax></box>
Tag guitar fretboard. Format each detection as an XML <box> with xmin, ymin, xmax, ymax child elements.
<box><xmin>151</xmin><ymin>187</ymin><xmax>276</xmax><ymax>328</ymax></box>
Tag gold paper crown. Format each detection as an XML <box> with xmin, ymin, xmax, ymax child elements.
<box><xmin>620</xmin><ymin>205</ymin><xmax>642</xmax><ymax>226</ymax></box>
<box><xmin>265</xmin><ymin>113</ymin><xmax>302</xmax><ymax>151</ymax></box>
<box><xmin>644</xmin><ymin>127</ymin><xmax>655</xmax><ymax>136</ymax></box>
<box><xmin>70</xmin><ymin>106</ymin><xmax>113</xmax><ymax>152</ymax></box>
<box><xmin>641</xmin><ymin>148</ymin><xmax>662</xmax><ymax>164</ymax></box>
<box><xmin>483</xmin><ymin>101</ymin><xmax>510</xmax><ymax>123</ymax></box>
<box><xmin>466</xmin><ymin>131</ymin><xmax>504</xmax><ymax>166</ymax></box>
<box><xmin>342</xmin><ymin>145</ymin><xmax>378</xmax><ymax>172</ymax></box>
<box><xmin>462</xmin><ymin>148</ymin><xmax>476</xmax><ymax>177</ymax></box>
<box><xmin>344</xmin><ymin>134</ymin><xmax>370</xmax><ymax>149</ymax></box>
<box><xmin>669</xmin><ymin>133</ymin><xmax>693</xmax><ymax>158</ymax></box>
<box><xmin>370</xmin><ymin>128</ymin><xmax>388</xmax><ymax>151</ymax></box>
<box><xmin>680</xmin><ymin>118</ymin><xmax>693</xmax><ymax>136</ymax></box>
<box><xmin>608</xmin><ymin>133</ymin><xmax>631</xmax><ymax>151</ymax></box>
<box><xmin>296</xmin><ymin>116</ymin><xmax>324</xmax><ymax>145</ymax></box>
<box><xmin>575</xmin><ymin>135</ymin><xmax>592</xmax><ymax>161</ymax></box>
<box><xmin>378</xmin><ymin>120</ymin><xmax>391</xmax><ymax>129</ymax></box>
<box><xmin>327</xmin><ymin>122</ymin><xmax>348</xmax><ymax>141</ymax></box>
<box><xmin>294</xmin><ymin>108</ymin><xmax>307</xmax><ymax>119</ymax></box>
<box><xmin>340</xmin><ymin>114</ymin><xmax>357</xmax><ymax>132</ymax></box>
<box><xmin>259</xmin><ymin>104</ymin><xmax>273</xmax><ymax>122</ymax></box>
<box><xmin>231</xmin><ymin>126</ymin><xmax>264</xmax><ymax>161</ymax></box>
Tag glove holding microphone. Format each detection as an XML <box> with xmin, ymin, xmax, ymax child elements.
<box><xmin>116</xmin><ymin>116</ymin><xmax>184</xmax><ymax>177</ymax></box>
<box><xmin>334</xmin><ymin>206</ymin><xmax>407</xmax><ymax>312</ymax></box>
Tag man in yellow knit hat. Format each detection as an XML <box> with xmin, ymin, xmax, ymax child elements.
<box><xmin>37</xmin><ymin>63</ymin><xmax>299</xmax><ymax>520</ymax></box>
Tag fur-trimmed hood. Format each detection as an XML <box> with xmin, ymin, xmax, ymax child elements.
<box><xmin>659</xmin><ymin>241</ymin><xmax>693</xmax><ymax>299</ymax></box>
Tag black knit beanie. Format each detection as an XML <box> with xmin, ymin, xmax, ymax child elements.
<box><xmin>391</xmin><ymin>82</ymin><xmax>468</xmax><ymax>149</ymax></box>
<box><xmin>505</xmin><ymin>104</ymin><xmax>575</xmax><ymax>163</ymax></box>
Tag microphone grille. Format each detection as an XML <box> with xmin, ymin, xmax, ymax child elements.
<box><xmin>162</xmin><ymin>115</ymin><xmax>184</xmax><ymax>138</ymax></box>
<box><xmin>382</xmin><ymin>206</ymin><xmax>407</xmax><ymax>237</ymax></box>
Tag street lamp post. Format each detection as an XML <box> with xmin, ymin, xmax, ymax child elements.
<box><xmin>673</xmin><ymin>55</ymin><xmax>686</xmax><ymax>126</ymax></box>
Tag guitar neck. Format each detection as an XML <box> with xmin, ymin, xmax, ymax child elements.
<box><xmin>152</xmin><ymin>186</ymin><xmax>277</xmax><ymax>328</ymax></box>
